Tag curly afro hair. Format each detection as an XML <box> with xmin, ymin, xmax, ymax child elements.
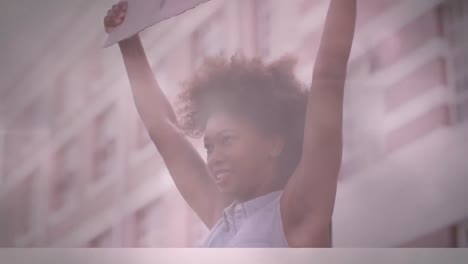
<box><xmin>176</xmin><ymin>55</ymin><xmax>308</xmax><ymax>181</ymax></box>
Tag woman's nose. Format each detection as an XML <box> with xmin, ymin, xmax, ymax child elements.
<box><xmin>207</xmin><ymin>147</ymin><xmax>225</xmax><ymax>166</ymax></box>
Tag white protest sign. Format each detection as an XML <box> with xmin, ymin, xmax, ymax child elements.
<box><xmin>104</xmin><ymin>0</ymin><xmax>211</xmax><ymax>47</ymax></box>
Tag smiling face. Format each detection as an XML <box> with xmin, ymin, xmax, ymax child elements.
<box><xmin>204</xmin><ymin>111</ymin><xmax>284</xmax><ymax>201</ymax></box>
<box><xmin>177</xmin><ymin>55</ymin><xmax>308</xmax><ymax>201</ymax></box>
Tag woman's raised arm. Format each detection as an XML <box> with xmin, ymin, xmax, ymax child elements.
<box><xmin>104</xmin><ymin>1</ymin><xmax>223</xmax><ymax>228</ymax></box>
<box><xmin>281</xmin><ymin>0</ymin><xmax>357</xmax><ymax>247</ymax></box>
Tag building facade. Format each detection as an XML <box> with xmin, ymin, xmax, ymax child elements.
<box><xmin>1</xmin><ymin>0</ymin><xmax>467</xmax><ymax>247</ymax></box>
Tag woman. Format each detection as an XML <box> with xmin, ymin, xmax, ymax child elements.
<box><xmin>104</xmin><ymin>0</ymin><xmax>356</xmax><ymax>247</ymax></box>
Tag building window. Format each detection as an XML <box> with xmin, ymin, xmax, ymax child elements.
<box><xmin>135</xmin><ymin>119</ymin><xmax>152</xmax><ymax>151</ymax></box>
<box><xmin>191</xmin><ymin>11</ymin><xmax>226</xmax><ymax>69</ymax></box>
<box><xmin>2</xmin><ymin>131</ymin><xmax>17</xmax><ymax>179</ymax></box>
<box><xmin>53</xmin><ymin>72</ymin><xmax>68</xmax><ymax>122</ymax></box>
<box><xmin>93</xmin><ymin>139</ymin><xmax>117</xmax><ymax>182</ymax></box>
<box><xmin>400</xmin><ymin>225</ymin><xmax>457</xmax><ymax>248</ymax></box>
<box><xmin>0</xmin><ymin>133</ymin><xmax>4</xmax><ymax>185</ymax></box>
<box><xmin>134</xmin><ymin>199</ymin><xmax>166</xmax><ymax>247</ymax></box>
<box><xmin>53</xmin><ymin>69</ymin><xmax>85</xmax><ymax>123</ymax></box>
<box><xmin>83</xmin><ymin>47</ymin><xmax>106</xmax><ymax>97</ymax></box>
<box><xmin>9</xmin><ymin>175</ymin><xmax>34</xmax><ymax>242</ymax></box>
<box><xmin>50</xmin><ymin>138</ymin><xmax>80</xmax><ymax>214</ymax></box>
<box><xmin>3</xmin><ymin>99</ymin><xmax>47</xmax><ymax>179</ymax></box>
<box><xmin>92</xmin><ymin>104</ymin><xmax>118</xmax><ymax>183</ymax></box>
<box><xmin>95</xmin><ymin>104</ymin><xmax>117</xmax><ymax>142</ymax></box>
<box><xmin>50</xmin><ymin>172</ymin><xmax>75</xmax><ymax>213</ymax></box>
<box><xmin>88</xmin><ymin>228</ymin><xmax>113</xmax><ymax>248</ymax></box>
<box><xmin>254</xmin><ymin>0</ymin><xmax>271</xmax><ymax>58</ymax></box>
<box><xmin>456</xmin><ymin>219</ymin><xmax>468</xmax><ymax>247</ymax></box>
<box><xmin>441</xmin><ymin>0</ymin><xmax>468</xmax><ymax>122</ymax></box>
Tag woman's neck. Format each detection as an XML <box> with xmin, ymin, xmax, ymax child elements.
<box><xmin>241</xmin><ymin>187</ymin><xmax>282</xmax><ymax>203</ymax></box>
<box><xmin>236</xmin><ymin>168</ymin><xmax>284</xmax><ymax>203</ymax></box>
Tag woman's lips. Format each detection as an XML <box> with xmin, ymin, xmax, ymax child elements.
<box><xmin>215</xmin><ymin>171</ymin><xmax>229</xmax><ymax>180</ymax></box>
<box><xmin>213</xmin><ymin>170</ymin><xmax>231</xmax><ymax>184</ymax></box>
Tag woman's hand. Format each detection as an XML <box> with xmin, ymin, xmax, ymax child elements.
<box><xmin>103</xmin><ymin>1</ymin><xmax>128</xmax><ymax>34</ymax></box>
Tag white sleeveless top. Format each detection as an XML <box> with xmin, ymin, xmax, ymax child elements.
<box><xmin>199</xmin><ymin>191</ymin><xmax>289</xmax><ymax>247</ymax></box>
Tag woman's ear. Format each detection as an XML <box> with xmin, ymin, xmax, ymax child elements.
<box><xmin>269</xmin><ymin>135</ymin><xmax>285</xmax><ymax>158</ymax></box>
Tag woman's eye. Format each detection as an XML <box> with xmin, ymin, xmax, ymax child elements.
<box><xmin>222</xmin><ymin>135</ymin><xmax>234</xmax><ymax>145</ymax></box>
<box><xmin>205</xmin><ymin>143</ymin><xmax>213</xmax><ymax>153</ymax></box>
<box><xmin>204</xmin><ymin>144</ymin><xmax>213</xmax><ymax>153</ymax></box>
